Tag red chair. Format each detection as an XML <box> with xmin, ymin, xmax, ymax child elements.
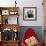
<box><xmin>21</xmin><ymin>28</ymin><xmax>41</xmax><ymax>46</ymax></box>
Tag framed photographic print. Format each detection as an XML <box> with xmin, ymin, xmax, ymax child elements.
<box><xmin>9</xmin><ymin>9</ymin><xmax>18</xmax><ymax>15</ymax></box>
<box><xmin>23</xmin><ymin>7</ymin><xmax>37</xmax><ymax>21</ymax></box>
<box><xmin>2</xmin><ymin>28</ymin><xmax>13</xmax><ymax>41</ymax></box>
<box><xmin>2</xmin><ymin>10</ymin><xmax>9</xmax><ymax>15</ymax></box>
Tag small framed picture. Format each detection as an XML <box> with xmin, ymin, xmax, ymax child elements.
<box><xmin>9</xmin><ymin>10</ymin><xmax>18</xmax><ymax>15</ymax></box>
<box><xmin>23</xmin><ymin>7</ymin><xmax>37</xmax><ymax>21</ymax></box>
<box><xmin>2</xmin><ymin>10</ymin><xmax>9</xmax><ymax>15</ymax></box>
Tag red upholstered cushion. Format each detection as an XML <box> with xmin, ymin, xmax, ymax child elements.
<box><xmin>21</xmin><ymin>28</ymin><xmax>41</xmax><ymax>46</ymax></box>
<box><xmin>23</xmin><ymin>28</ymin><xmax>36</xmax><ymax>42</ymax></box>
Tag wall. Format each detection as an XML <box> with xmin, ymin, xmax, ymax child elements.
<box><xmin>18</xmin><ymin>0</ymin><xmax>44</xmax><ymax>26</ymax></box>
<box><xmin>0</xmin><ymin>0</ymin><xmax>44</xmax><ymax>26</ymax></box>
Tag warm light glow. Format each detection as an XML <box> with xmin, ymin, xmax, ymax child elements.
<box><xmin>14</xmin><ymin>28</ymin><xmax>17</xmax><ymax>32</ymax></box>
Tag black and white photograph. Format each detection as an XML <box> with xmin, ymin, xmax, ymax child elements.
<box><xmin>23</xmin><ymin>7</ymin><xmax>37</xmax><ymax>21</ymax></box>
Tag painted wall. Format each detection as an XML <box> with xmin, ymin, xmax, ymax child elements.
<box><xmin>18</xmin><ymin>0</ymin><xmax>44</xmax><ymax>26</ymax></box>
<box><xmin>0</xmin><ymin>0</ymin><xmax>44</xmax><ymax>26</ymax></box>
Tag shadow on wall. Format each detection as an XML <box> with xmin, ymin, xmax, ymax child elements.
<box><xmin>18</xmin><ymin>26</ymin><xmax>43</xmax><ymax>44</ymax></box>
